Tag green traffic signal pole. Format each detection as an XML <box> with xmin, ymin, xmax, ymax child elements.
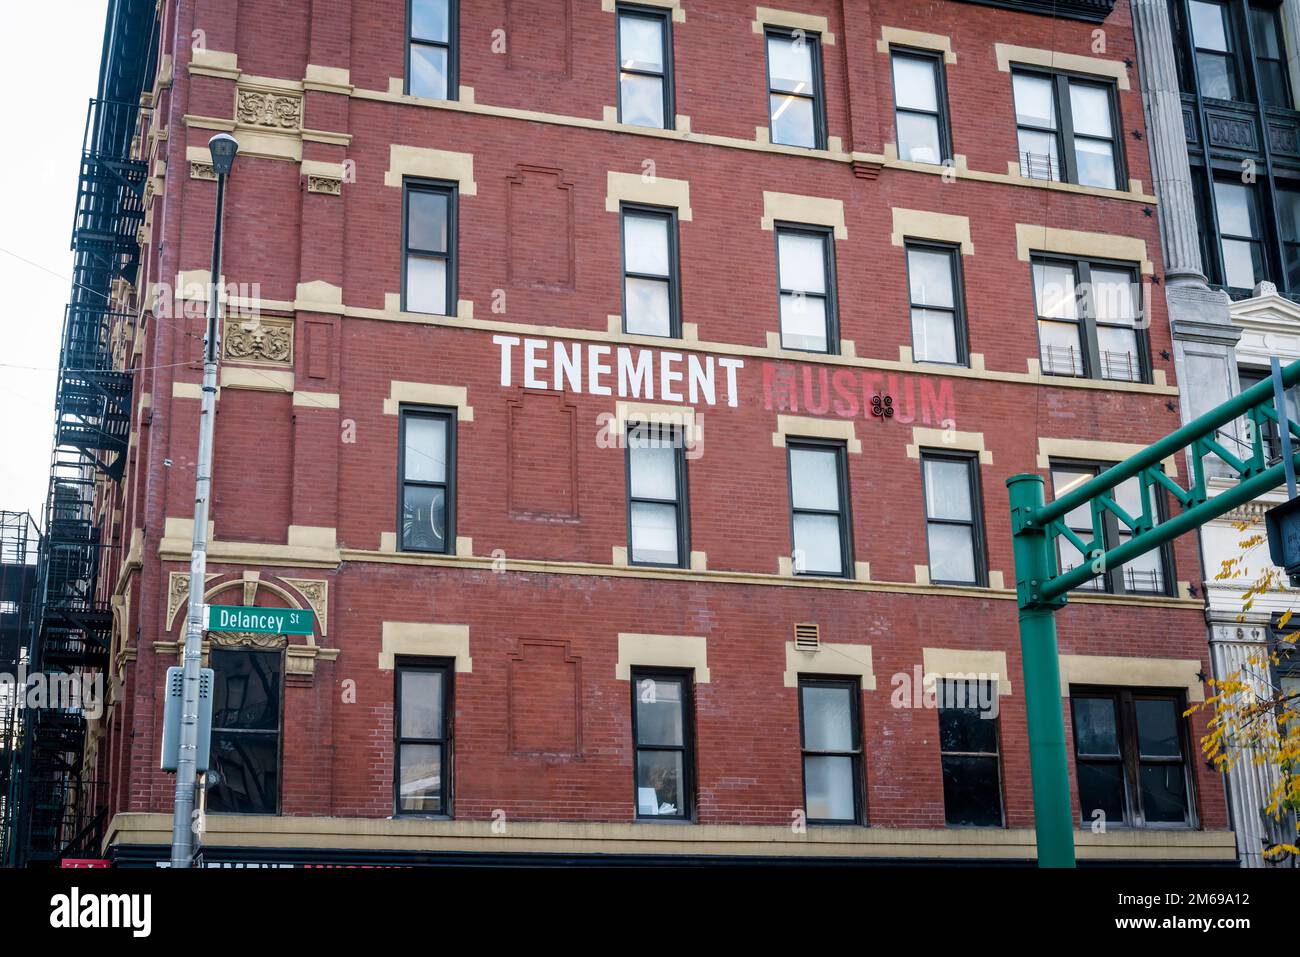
<box><xmin>1008</xmin><ymin>357</ymin><xmax>1300</xmax><ymax>868</ymax></box>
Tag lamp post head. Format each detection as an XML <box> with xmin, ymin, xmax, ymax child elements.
<box><xmin>208</xmin><ymin>133</ymin><xmax>240</xmax><ymax>176</ymax></box>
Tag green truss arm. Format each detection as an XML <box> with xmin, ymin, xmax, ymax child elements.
<box><xmin>1006</xmin><ymin>357</ymin><xmax>1300</xmax><ymax>869</ymax></box>
<box><xmin>1019</xmin><ymin>358</ymin><xmax>1300</xmax><ymax>607</ymax></box>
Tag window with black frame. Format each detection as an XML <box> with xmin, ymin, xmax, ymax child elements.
<box><xmin>403</xmin><ymin>181</ymin><xmax>456</xmax><ymax>315</ymax></box>
<box><xmin>1032</xmin><ymin>256</ymin><xmax>1147</xmax><ymax>382</ymax></box>
<box><xmin>921</xmin><ymin>451</ymin><xmax>986</xmax><ymax>586</ymax></box>
<box><xmin>1071</xmin><ymin>688</ymin><xmax>1194</xmax><ymax>827</ymax></box>
<box><xmin>765</xmin><ymin>28</ymin><xmax>825</xmax><ymax>149</ymax></box>
<box><xmin>938</xmin><ymin>678</ymin><xmax>1004</xmax><ymax>827</ymax></box>
<box><xmin>631</xmin><ymin>670</ymin><xmax>693</xmax><ymax>819</ymax></box>
<box><xmin>1250</xmin><ymin>2</ymin><xmax>1291</xmax><ymax>106</ymax></box>
<box><xmin>399</xmin><ymin>407</ymin><xmax>455</xmax><ymax>553</ymax></box>
<box><xmin>906</xmin><ymin>242</ymin><xmax>967</xmax><ymax>365</ymax></box>
<box><xmin>776</xmin><ymin>224</ymin><xmax>837</xmax><ymax>353</ymax></box>
<box><xmin>617</xmin><ymin>4</ymin><xmax>673</xmax><ymax>128</ymax></box>
<box><xmin>1189</xmin><ymin>0</ymin><xmax>1243</xmax><ymax>99</ymax></box>
<box><xmin>798</xmin><ymin>676</ymin><xmax>862</xmax><ymax>824</ymax></box>
<box><xmin>787</xmin><ymin>440</ymin><xmax>852</xmax><ymax>578</ymax></box>
<box><xmin>1213</xmin><ymin>178</ymin><xmax>1265</xmax><ymax>290</ymax></box>
<box><xmin>208</xmin><ymin>647</ymin><xmax>282</xmax><ymax>814</ymax></box>
<box><xmin>622</xmin><ymin>205</ymin><xmax>679</xmax><ymax>337</ymax></box>
<box><xmin>1184</xmin><ymin>0</ymin><xmax>1291</xmax><ymax>105</ymax></box>
<box><xmin>1012</xmin><ymin>68</ymin><xmax>1122</xmax><ymax>189</ymax></box>
<box><xmin>891</xmin><ymin>48</ymin><xmax>951</xmax><ymax>165</ymax></box>
<box><xmin>395</xmin><ymin>660</ymin><xmax>452</xmax><ymax>815</ymax></box>
<box><xmin>1280</xmin><ymin>187</ymin><xmax>1300</xmax><ymax>289</ymax></box>
<box><xmin>407</xmin><ymin>0</ymin><xmax>457</xmax><ymax>100</ymax></box>
<box><xmin>626</xmin><ymin>421</ymin><xmax>689</xmax><ymax>567</ymax></box>
<box><xmin>1050</xmin><ymin>461</ymin><xmax>1171</xmax><ymax>595</ymax></box>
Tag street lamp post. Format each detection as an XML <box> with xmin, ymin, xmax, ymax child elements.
<box><xmin>169</xmin><ymin>132</ymin><xmax>238</xmax><ymax>868</ymax></box>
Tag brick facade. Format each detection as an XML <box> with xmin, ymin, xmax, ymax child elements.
<box><xmin>93</xmin><ymin>0</ymin><xmax>1235</xmax><ymax>864</ymax></box>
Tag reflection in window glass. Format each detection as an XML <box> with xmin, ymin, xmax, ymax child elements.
<box><xmin>799</xmin><ymin>679</ymin><xmax>860</xmax><ymax>822</ymax></box>
<box><xmin>767</xmin><ymin>31</ymin><xmax>822</xmax><ymax>148</ymax></box>
<box><xmin>618</xmin><ymin>8</ymin><xmax>670</xmax><ymax>128</ymax></box>
<box><xmin>789</xmin><ymin>443</ymin><xmax>849</xmax><ymax>576</ymax></box>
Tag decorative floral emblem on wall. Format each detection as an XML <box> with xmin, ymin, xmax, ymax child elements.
<box><xmin>236</xmin><ymin>89</ymin><xmax>303</xmax><ymax>130</ymax></box>
<box><xmin>224</xmin><ymin>318</ymin><xmax>293</xmax><ymax>363</ymax></box>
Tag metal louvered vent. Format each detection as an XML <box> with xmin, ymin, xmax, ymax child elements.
<box><xmin>794</xmin><ymin>623</ymin><xmax>820</xmax><ymax>651</ymax></box>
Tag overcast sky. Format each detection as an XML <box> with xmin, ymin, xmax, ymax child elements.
<box><xmin>0</xmin><ymin>3</ymin><xmax>109</xmax><ymax>524</ymax></box>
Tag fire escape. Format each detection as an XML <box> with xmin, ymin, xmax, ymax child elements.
<box><xmin>0</xmin><ymin>512</ymin><xmax>37</xmax><ymax>865</ymax></box>
<box><xmin>6</xmin><ymin>95</ymin><xmax>147</xmax><ymax>866</ymax></box>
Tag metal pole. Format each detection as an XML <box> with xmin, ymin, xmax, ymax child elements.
<box><xmin>169</xmin><ymin>169</ymin><xmax>226</xmax><ymax>868</ymax></box>
<box><xmin>1007</xmin><ymin>473</ymin><xmax>1077</xmax><ymax>868</ymax></box>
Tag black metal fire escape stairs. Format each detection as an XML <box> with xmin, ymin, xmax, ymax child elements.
<box><xmin>9</xmin><ymin>93</ymin><xmax>148</xmax><ymax>866</ymax></box>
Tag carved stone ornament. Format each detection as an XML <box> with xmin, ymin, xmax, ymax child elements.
<box><xmin>209</xmin><ymin>631</ymin><xmax>288</xmax><ymax>650</ymax></box>
<box><xmin>236</xmin><ymin>89</ymin><xmax>303</xmax><ymax>130</ymax></box>
<box><xmin>282</xmin><ymin>578</ymin><xmax>329</xmax><ymax>636</ymax></box>
<box><xmin>190</xmin><ymin>162</ymin><xmax>217</xmax><ymax>181</ymax></box>
<box><xmin>224</xmin><ymin>317</ymin><xmax>293</xmax><ymax>363</ymax></box>
<box><xmin>167</xmin><ymin>571</ymin><xmax>220</xmax><ymax>628</ymax></box>
<box><xmin>307</xmin><ymin>175</ymin><xmax>342</xmax><ymax>195</ymax></box>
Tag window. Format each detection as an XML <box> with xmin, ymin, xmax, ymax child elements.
<box><xmin>1050</xmin><ymin>461</ymin><xmax>1171</xmax><ymax>595</ymax></box>
<box><xmin>407</xmin><ymin>0</ymin><xmax>457</xmax><ymax>99</ymax></box>
<box><xmin>626</xmin><ymin>421</ymin><xmax>689</xmax><ymax>567</ymax></box>
<box><xmin>1238</xmin><ymin>365</ymin><xmax>1300</xmax><ymax>460</ymax></box>
<box><xmin>906</xmin><ymin>242</ymin><xmax>967</xmax><ymax>365</ymax></box>
<box><xmin>788</xmin><ymin>440</ymin><xmax>852</xmax><ymax>577</ymax></box>
<box><xmin>921</xmin><ymin>452</ymin><xmax>986</xmax><ymax>586</ymax></box>
<box><xmin>617</xmin><ymin>5</ymin><xmax>673</xmax><ymax>128</ymax></box>
<box><xmin>402</xmin><ymin>181</ymin><xmax>456</xmax><ymax>315</ymax></box>
<box><xmin>1190</xmin><ymin>0</ymin><xmax>1241</xmax><ymax>100</ymax></box>
<box><xmin>891</xmin><ymin>49</ymin><xmax>951</xmax><ymax>164</ymax></box>
<box><xmin>1032</xmin><ymin>256</ymin><xmax>1147</xmax><ymax>382</ymax></box>
<box><xmin>621</xmin><ymin>205</ymin><xmax>680</xmax><ymax>337</ymax></box>
<box><xmin>938</xmin><ymin>679</ymin><xmax>1004</xmax><ymax>827</ymax></box>
<box><xmin>776</xmin><ymin>225</ymin><xmax>837</xmax><ymax>353</ymax></box>
<box><xmin>1250</xmin><ymin>3</ymin><xmax>1291</xmax><ymax>107</ymax></box>
<box><xmin>208</xmin><ymin>647</ymin><xmax>281</xmax><ymax>814</ymax></box>
<box><xmin>1214</xmin><ymin>179</ymin><xmax>1265</xmax><ymax>290</ymax></box>
<box><xmin>395</xmin><ymin>660</ymin><xmax>452</xmax><ymax>815</ymax></box>
<box><xmin>631</xmin><ymin>670</ymin><xmax>693</xmax><ymax>820</ymax></box>
<box><xmin>765</xmin><ymin>28</ymin><xmax>825</xmax><ymax>149</ymax></box>
<box><xmin>1012</xmin><ymin>69</ymin><xmax>1122</xmax><ymax>189</ymax></box>
<box><xmin>399</xmin><ymin>407</ymin><xmax>455</xmax><ymax>554</ymax></box>
<box><xmin>798</xmin><ymin>677</ymin><xmax>862</xmax><ymax>823</ymax></box>
<box><xmin>1072</xmin><ymin>688</ymin><xmax>1194</xmax><ymax>827</ymax></box>
<box><xmin>1279</xmin><ymin>187</ymin><xmax>1300</xmax><ymax>290</ymax></box>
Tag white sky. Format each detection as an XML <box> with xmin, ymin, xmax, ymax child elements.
<box><xmin>0</xmin><ymin>3</ymin><xmax>110</xmax><ymax>523</ymax></box>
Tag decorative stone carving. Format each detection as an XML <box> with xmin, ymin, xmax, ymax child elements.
<box><xmin>190</xmin><ymin>162</ymin><xmax>217</xmax><ymax>181</ymax></box>
<box><xmin>281</xmin><ymin>578</ymin><xmax>329</xmax><ymax>636</ymax></box>
<box><xmin>1268</xmin><ymin>120</ymin><xmax>1299</xmax><ymax>156</ymax></box>
<box><xmin>166</xmin><ymin>571</ymin><xmax>223</xmax><ymax>629</ymax></box>
<box><xmin>209</xmin><ymin>631</ymin><xmax>287</xmax><ymax>650</ymax></box>
<box><xmin>1207</xmin><ymin>112</ymin><xmax>1256</xmax><ymax>151</ymax></box>
<box><xmin>236</xmin><ymin>88</ymin><xmax>303</xmax><ymax>130</ymax></box>
<box><xmin>224</xmin><ymin>316</ymin><xmax>293</xmax><ymax>364</ymax></box>
<box><xmin>307</xmin><ymin>175</ymin><xmax>342</xmax><ymax>195</ymax></box>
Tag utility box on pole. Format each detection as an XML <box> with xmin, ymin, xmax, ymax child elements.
<box><xmin>161</xmin><ymin>666</ymin><xmax>214</xmax><ymax>773</ymax></box>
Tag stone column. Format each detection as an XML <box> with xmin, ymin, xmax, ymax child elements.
<box><xmin>1130</xmin><ymin>0</ymin><xmax>1242</xmax><ymax>450</ymax></box>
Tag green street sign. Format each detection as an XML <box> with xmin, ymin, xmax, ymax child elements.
<box><xmin>205</xmin><ymin>604</ymin><xmax>314</xmax><ymax>636</ymax></box>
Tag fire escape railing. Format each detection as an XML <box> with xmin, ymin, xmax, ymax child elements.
<box><xmin>5</xmin><ymin>96</ymin><xmax>146</xmax><ymax>867</ymax></box>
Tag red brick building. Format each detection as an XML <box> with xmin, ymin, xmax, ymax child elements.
<box><xmin>71</xmin><ymin>0</ymin><xmax>1239</xmax><ymax>864</ymax></box>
